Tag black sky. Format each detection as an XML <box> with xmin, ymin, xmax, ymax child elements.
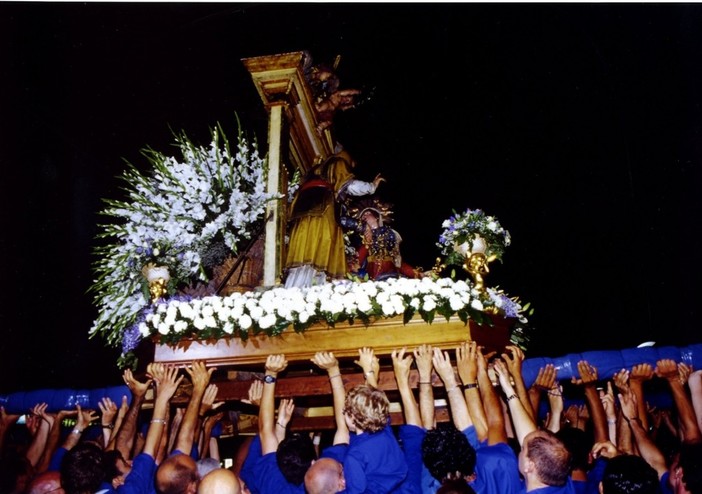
<box><xmin>2</xmin><ymin>3</ymin><xmax>701</xmax><ymax>395</ymax></box>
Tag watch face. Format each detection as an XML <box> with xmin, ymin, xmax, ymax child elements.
<box><xmin>264</xmin><ymin>375</ymin><xmax>276</xmax><ymax>384</ymax></box>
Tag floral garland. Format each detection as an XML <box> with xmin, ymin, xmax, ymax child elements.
<box><xmin>437</xmin><ymin>208</ymin><xmax>512</xmax><ymax>267</ymax></box>
<box><xmin>137</xmin><ymin>277</ymin><xmax>529</xmax><ymax>348</ymax></box>
<box><xmin>89</xmin><ymin>124</ymin><xmax>279</xmax><ymax>367</ymax></box>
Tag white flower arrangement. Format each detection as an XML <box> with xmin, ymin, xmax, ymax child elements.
<box><xmin>437</xmin><ymin>208</ymin><xmax>512</xmax><ymax>266</ymax></box>
<box><xmin>141</xmin><ymin>277</ymin><xmax>529</xmax><ymax>348</ymax></box>
<box><xmin>89</xmin><ymin>124</ymin><xmax>279</xmax><ymax>366</ymax></box>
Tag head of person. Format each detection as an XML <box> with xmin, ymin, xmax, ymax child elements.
<box><xmin>360</xmin><ymin>208</ymin><xmax>381</xmax><ymax>229</ymax></box>
<box><xmin>197</xmin><ymin>468</ymin><xmax>242</xmax><ymax>494</ymax></box>
<box><xmin>343</xmin><ymin>384</ymin><xmax>389</xmax><ymax>434</ymax></box>
<box><xmin>156</xmin><ymin>453</ymin><xmax>199</xmax><ymax>494</ymax></box>
<box><xmin>103</xmin><ymin>448</ymin><xmax>133</xmax><ymax>489</ymax></box>
<box><xmin>519</xmin><ymin>430</ymin><xmax>572</xmax><ymax>487</ymax></box>
<box><xmin>60</xmin><ymin>441</ymin><xmax>107</xmax><ymax>494</ymax></box>
<box><xmin>675</xmin><ymin>442</ymin><xmax>702</xmax><ymax>494</ymax></box>
<box><xmin>276</xmin><ymin>432</ymin><xmax>317</xmax><ymax>485</ymax></box>
<box><xmin>556</xmin><ymin>427</ymin><xmax>592</xmax><ymax>474</ymax></box>
<box><xmin>26</xmin><ymin>470</ymin><xmax>65</xmax><ymax>494</ymax></box>
<box><xmin>304</xmin><ymin>458</ymin><xmax>346</xmax><ymax>494</ymax></box>
<box><xmin>600</xmin><ymin>454</ymin><xmax>659</xmax><ymax>494</ymax></box>
<box><xmin>421</xmin><ymin>423</ymin><xmax>477</xmax><ymax>483</ymax></box>
<box><xmin>0</xmin><ymin>454</ymin><xmax>34</xmax><ymax>494</ymax></box>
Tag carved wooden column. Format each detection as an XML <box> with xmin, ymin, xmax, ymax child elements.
<box><xmin>242</xmin><ymin>52</ymin><xmax>333</xmax><ymax>286</ymax></box>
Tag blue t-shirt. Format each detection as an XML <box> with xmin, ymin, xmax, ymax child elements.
<box><xmin>523</xmin><ymin>479</ymin><xmax>577</xmax><ymax>494</ymax></box>
<box><xmin>397</xmin><ymin>425</ymin><xmax>425</xmax><ymax>494</ymax></box>
<box><xmin>240</xmin><ymin>435</ymin><xmax>263</xmax><ymax>494</ymax></box>
<box><xmin>118</xmin><ymin>453</ymin><xmax>157</xmax><ymax>494</ymax></box>
<box><xmin>253</xmin><ymin>452</ymin><xmax>306</xmax><ymax>494</ymax></box>
<box><xmin>344</xmin><ymin>424</ymin><xmax>408</xmax><ymax>494</ymax></box>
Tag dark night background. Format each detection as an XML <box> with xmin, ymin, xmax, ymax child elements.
<box><xmin>1</xmin><ymin>3</ymin><xmax>701</xmax><ymax>395</ymax></box>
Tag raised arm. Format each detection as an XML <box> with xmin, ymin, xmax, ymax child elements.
<box><xmin>414</xmin><ymin>344</ymin><xmax>436</xmax><ymax>430</ymax></box>
<box><xmin>433</xmin><ymin>347</ymin><xmax>472</xmax><ymax>431</ymax></box>
<box><xmin>175</xmin><ymin>360</ymin><xmax>215</xmax><ymax>455</ymax></box>
<box><xmin>655</xmin><ymin>359</ymin><xmax>702</xmax><ymax>443</ymax></box>
<box><xmin>572</xmin><ymin>360</ymin><xmax>608</xmax><ymax>443</ymax></box>
<box><xmin>619</xmin><ymin>390</ymin><xmax>668</xmax><ymax>478</ymax></box>
<box><xmin>600</xmin><ymin>381</ymin><xmax>618</xmax><ymax>445</ymax></box>
<box><xmin>457</xmin><ymin>341</ymin><xmax>487</xmax><ymax>440</ymax></box>
<box><xmin>144</xmin><ymin>364</ymin><xmax>182</xmax><ymax>457</ymax></box>
<box><xmin>115</xmin><ymin>368</ymin><xmax>152</xmax><ymax>460</ymax></box>
<box><xmin>311</xmin><ymin>351</ymin><xmax>349</xmax><ymax>445</ymax></box>
<box><xmin>25</xmin><ymin>403</ymin><xmax>52</xmax><ymax>469</ymax></box>
<box><xmin>392</xmin><ymin>348</ymin><xmax>421</xmax><ymax>426</ymax></box>
<box><xmin>98</xmin><ymin>397</ymin><xmax>118</xmax><ymax>449</ymax></box>
<box><xmin>275</xmin><ymin>398</ymin><xmax>295</xmax><ymax>443</ymax></box>
<box><xmin>494</xmin><ymin>358</ymin><xmax>536</xmax><ymax>446</ymax></box>
<box><xmin>629</xmin><ymin>363</ymin><xmax>654</xmax><ymax>432</ymax></box>
<box><xmin>528</xmin><ymin>364</ymin><xmax>557</xmax><ymax>419</ymax></box>
<box><xmin>688</xmin><ymin>369</ymin><xmax>702</xmax><ymax>434</ymax></box>
<box><xmin>260</xmin><ymin>354</ymin><xmax>287</xmax><ymax>455</ymax></box>
<box><xmin>502</xmin><ymin>345</ymin><xmax>535</xmax><ymax>423</ymax></box>
<box><xmin>355</xmin><ymin>347</ymin><xmax>379</xmax><ymax>388</ymax></box>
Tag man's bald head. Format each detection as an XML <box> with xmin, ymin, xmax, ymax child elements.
<box><xmin>304</xmin><ymin>458</ymin><xmax>346</xmax><ymax>494</ymax></box>
<box><xmin>197</xmin><ymin>468</ymin><xmax>241</xmax><ymax>494</ymax></box>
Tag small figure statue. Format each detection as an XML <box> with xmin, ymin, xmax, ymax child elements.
<box><xmin>306</xmin><ymin>56</ymin><xmax>363</xmax><ymax>134</ymax></box>
<box><xmin>463</xmin><ymin>252</ymin><xmax>495</xmax><ymax>291</ymax></box>
<box><xmin>350</xmin><ymin>199</ymin><xmax>422</xmax><ymax>281</ymax></box>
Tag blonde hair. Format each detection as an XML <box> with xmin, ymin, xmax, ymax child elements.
<box><xmin>343</xmin><ymin>384</ymin><xmax>389</xmax><ymax>433</ymax></box>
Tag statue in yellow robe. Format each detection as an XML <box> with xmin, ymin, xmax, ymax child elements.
<box><xmin>284</xmin><ymin>150</ymin><xmax>384</xmax><ymax>288</ymax></box>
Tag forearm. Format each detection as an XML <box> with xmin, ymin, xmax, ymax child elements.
<box><xmin>668</xmin><ymin>380</ymin><xmax>702</xmax><ymax>443</ymax></box>
<box><xmin>116</xmin><ymin>393</ymin><xmax>146</xmax><ymax>459</ymax></box>
<box><xmin>417</xmin><ymin>370</ymin><xmax>435</xmax><ymax>430</ymax></box>
<box><xmin>629</xmin><ymin>382</ymin><xmax>650</xmax><ymax>432</ymax></box>
<box><xmin>26</xmin><ymin>422</ymin><xmax>51</xmax><ymax>467</ymax></box>
<box><xmin>584</xmin><ymin>386</ymin><xmax>609</xmax><ymax>443</ymax></box>
<box><xmin>329</xmin><ymin>373</ymin><xmax>350</xmax><ymax>444</ymax></box>
<box><xmin>479</xmin><ymin>368</ymin><xmax>508</xmax><ymax>445</ymax></box>
<box><xmin>397</xmin><ymin>380</ymin><xmax>421</xmax><ymax>426</ymax></box>
<box><xmin>176</xmin><ymin>388</ymin><xmax>206</xmax><ymax>454</ymax></box>
<box><xmin>688</xmin><ymin>375</ymin><xmax>702</xmax><ymax>433</ymax></box>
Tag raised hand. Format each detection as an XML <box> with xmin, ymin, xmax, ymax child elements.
<box><xmin>311</xmin><ymin>351</ymin><xmax>339</xmax><ymax>371</ymax></box>
<box><xmin>122</xmin><ymin>368</ymin><xmax>152</xmax><ymax>398</ymax></box>
<box><xmin>277</xmin><ymin>398</ymin><xmax>295</xmax><ymax>428</ymax></box>
<box><xmin>413</xmin><ymin>344</ymin><xmax>434</xmax><ymax>382</ymax></box>
<box><xmin>98</xmin><ymin>397</ymin><xmax>118</xmax><ymax>428</ymax></box>
<box><xmin>456</xmin><ymin>341</ymin><xmax>479</xmax><ymax>384</ymax></box>
<box><xmin>572</xmin><ymin>360</ymin><xmax>599</xmax><ymax>387</ymax></box>
<box><xmin>613</xmin><ymin>368</ymin><xmax>630</xmax><ymax>395</ymax></box>
<box><xmin>265</xmin><ymin>354</ymin><xmax>288</xmax><ymax>375</ymax></box>
<box><xmin>185</xmin><ymin>360</ymin><xmax>216</xmax><ymax>393</ymax></box>
<box><xmin>391</xmin><ymin>348</ymin><xmax>413</xmax><ymax>384</ymax></box>
<box><xmin>531</xmin><ymin>364</ymin><xmax>557</xmax><ymax>392</ymax></box>
<box><xmin>630</xmin><ymin>363</ymin><xmax>654</xmax><ymax>384</ymax></box>
<box><xmin>243</xmin><ymin>380</ymin><xmax>263</xmax><ymax>407</ymax></box>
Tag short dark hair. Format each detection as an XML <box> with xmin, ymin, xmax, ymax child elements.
<box><xmin>437</xmin><ymin>478</ymin><xmax>477</xmax><ymax>494</ymax></box>
<box><xmin>422</xmin><ymin>423</ymin><xmax>477</xmax><ymax>482</ymax></box>
<box><xmin>526</xmin><ymin>430</ymin><xmax>571</xmax><ymax>487</ymax></box>
<box><xmin>277</xmin><ymin>432</ymin><xmax>317</xmax><ymax>485</ymax></box>
<box><xmin>601</xmin><ymin>455</ymin><xmax>659</xmax><ymax>494</ymax></box>
<box><xmin>60</xmin><ymin>442</ymin><xmax>107</xmax><ymax>494</ymax></box>
<box><xmin>556</xmin><ymin>427</ymin><xmax>591</xmax><ymax>472</ymax></box>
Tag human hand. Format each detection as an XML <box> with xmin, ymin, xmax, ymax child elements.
<box><xmin>600</xmin><ymin>382</ymin><xmax>617</xmax><ymax>421</ymax></box>
<box><xmin>501</xmin><ymin>345</ymin><xmax>525</xmax><ymax>377</ymax></box>
<box><xmin>618</xmin><ymin>391</ymin><xmax>638</xmax><ymax>421</ymax></box>
<box><xmin>572</xmin><ymin>360</ymin><xmax>599</xmax><ymax>387</ymax></box>
<box><xmin>157</xmin><ymin>364</ymin><xmax>183</xmax><ymax>402</ymax></box>
<box><xmin>265</xmin><ymin>354</ymin><xmax>288</xmax><ymax>375</ymax></box>
<box><xmin>243</xmin><ymin>380</ymin><xmax>263</xmax><ymax>407</ymax></box>
<box><xmin>391</xmin><ymin>348</ymin><xmax>413</xmax><ymax>384</ymax></box>
<box><xmin>185</xmin><ymin>360</ymin><xmax>215</xmax><ymax>392</ymax></box>
<box><xmin>30</xmin><ymin>402</ymin><xmax>54</xmax><ymax>428</ymax></box>
<box><xmin>492</xmin><ymin>358</ymin><xmax>515</xmax><ymax>395</ymax></box>
<box><xmin>547</xmin><ymin>385</ymin><xmax>564</xmax><ymax>415</ymax></box>
<box><xmin>531</xmin><ymin>364</ymin><xmax>557</xmax><ymax>392</ymax></box>
<box><xmin>75</xmin><ymin>404</ymin><xmax>98</xmax><ymax>431</ymax></box>
<box><xmin>98</xmin><ymin>397</ymin><xmax>118</xmax><ymax>427</ymax></box>
<box><xmin>592</xmin><ymin>440</ymin><xmax>621</xmax><ymax>459</ymax></box>
<box><xmin>373</xmin><ymin>174</ymin><xmax>386</xmax><ymax>188</ymax></box>
<box><xmin>413</xmin><ymin>344</ymin><xmax>434</xmax><ymax>381</ymax></box>
<box><xmin>122</xmin><ymin>368</ymin><xmax>152</xmax><ymax>398</ymax></box>
<box><xmin>200</xmin><ymin>384</ymin><xmax>223</xmax><ymax>417</ymax></box>
<box><xmin>277</xmin><ymin>399</ymin><xmax>295</xmax><ymax>428</ymax></box>
<box><xmin>0</xmin><ymin>406</ymin><xmax>20</xmax><ymax>430</ymax></box>
<box><xmin>564</xmin><ymin>404</ymin><xmax>579</xmax><ymax>426</ymax></box>
<box><xmin>456</xmin><ymin>341</ymin><xmax>479</xmax><ymax>384</ymax></box>
<box><xmin>311</xmin><ymin>351</ymin><xmax>339</xmax><ymax>372</ymax></box>
<box><xmin>432</xmin><ymin>348</ymin><xmax>458</xmax><ymax>387</ymax></box>
<box><xmin>655</xmin><ymin>359</ymin><xmax>681</xmax><ymax>382</ymax></box>
<box><xmin>613</xmin><ymin>369</ymin><xmax>630</xmax><ymax>395</ymax></box>
<box><xmin>630</xmin><ymin>363</ymin><xmax>654</xmax><ymax>384</ymax></box>
<box><xmin>354</xmin><ymin>347</ymin><xmax>378</xmax><ymax>376</ymax></box>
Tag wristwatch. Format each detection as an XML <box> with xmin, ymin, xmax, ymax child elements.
<box><xmin>264</xmin><ymin>375</ymin><xmax>277</xmax><ymax>384</ymax></box>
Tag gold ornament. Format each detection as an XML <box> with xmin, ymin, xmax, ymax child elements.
<box><xmin>141</xmin><ymin>263</ymin><xmax>171</xmax><ymax>303</ymax></box>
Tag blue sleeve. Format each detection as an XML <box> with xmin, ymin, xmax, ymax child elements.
<box><xmin>240</xmin><ymin>435</ymin><xmax>263</xmax><ymax>494</ymax></box>
<box><xmin>48</xmin><ymin>446</ymin><xmax>68</xmax><ymax>472</ymax></box>
<box><xmin>398</xmin><ymin>425</ymin><xmax>424</xmax><ymax>494</ymax></box>
<box><xmin>117</xmin><ymin>453</ymin><xmax>156</xmax><ymax>494</ymax></box>
<box><xmin>321</xmin><ymin>443</ymin><xmax>349</xmax><ymax>463</ymax></box>
<box><xmin>462</xmin><ymin>425</ymin><xmax>479</xmax><ymax>449</ymax></box>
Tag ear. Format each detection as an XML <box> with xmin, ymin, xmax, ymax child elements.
<box><xmin>598</xmin><ymin>481</ymin><xmax>604</xmax><ymax>494</ymax></box>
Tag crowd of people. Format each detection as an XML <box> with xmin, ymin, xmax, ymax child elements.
<box><xmin>2</xmin><ymin>342</ymin><xmax>702</xmax><ymax>494</ymax></box>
